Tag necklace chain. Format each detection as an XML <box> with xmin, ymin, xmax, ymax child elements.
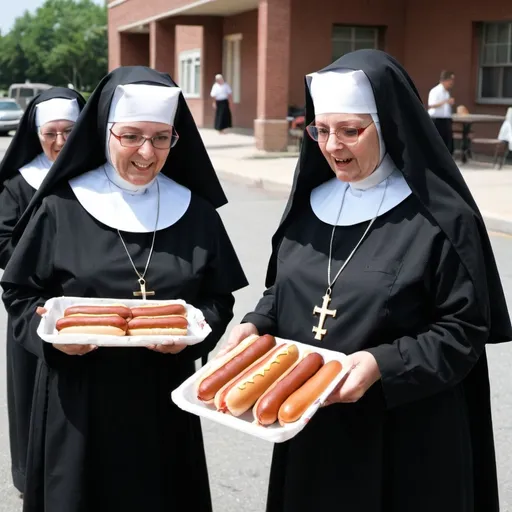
<box><xmin>326</xmin><ymin>178</ymin><xmax>389</xmax><ymax>294</ymax></box>
<box><xmin>105</xmin><ymin>168</ymin><xmax>161</xmax><ymax>285</ymax></box>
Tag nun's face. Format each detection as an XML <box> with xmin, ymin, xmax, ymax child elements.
<box><xmin>38</xmin><ymin>120</ymin><xmax>75</xmax><ymax>162</ymax></box>
<box><xmin>316</xmin><ymin>113</ymin><xmax>380</xmax><ymax>182</ymax></box>
<box><xmin>109</xmin><ymin>122</ymin><xmax>172</xmax><ymax>186</ymax></box>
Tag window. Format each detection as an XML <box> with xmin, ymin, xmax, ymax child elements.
<box><xmin>478</xmin><ymin>22</ymin><xmax>512</xmax><ymax>102</ymax></box>
<box><xmin>223</xmin><ymin>34</ymin><xmax>242</xmax><ymax>104</ymax></box>
<box><xmin>179</xmin><ymin>49</ymin><xmax>201</xmax><ymax>98</ymax></box>
<box><xmin>332</xmin><ymin>26</ymin><xmax>380</xmax><ymax>62</ymax></box>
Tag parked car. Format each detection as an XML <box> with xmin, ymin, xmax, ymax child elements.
<box><xmin>8</xmin><ymin>82</ymin><xmax>53</xmax><ymax>110</ymax></box>
<box><xmin>0</xmin><ymin>98</ymin><xmax>24</xmax><ymax>136</ymax></box>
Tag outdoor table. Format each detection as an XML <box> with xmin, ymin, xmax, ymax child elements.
<box><xmin>452</xmin><ymin>113</ymin><xmax>506</xmax><ymax>164</ymax></box>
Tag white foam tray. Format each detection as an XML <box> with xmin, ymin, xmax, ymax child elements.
<box><xmin>171</xmin><ymin>338</ymin><xmax>349</xmax><ymax>443</ymax></box>
<box><xmin>37</xmin><ymin>296</ymin><xmax>212</xmax><ymax>347</ymax></box>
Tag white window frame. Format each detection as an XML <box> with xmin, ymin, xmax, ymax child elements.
<box><xmin>477</xmin><ymin>21</ymin><xmax>512</xmax><ymax>104</ymax></box>
<box><xmin>331</xmin><ymin>25</ymin><xmax>380</xmax><ymax>62</ymax></box>
<box><xmin>179</xmin><ymin>49</ymin><xmax>201</xmax><ymax>98</ymax></box>
<box><xmin>223</xmin><ymin>33</ymin><xmax>242</xmax><ymax>104</ymax></box>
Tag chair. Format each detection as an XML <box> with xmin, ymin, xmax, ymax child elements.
<box><xmin>452</xmin><ymin>105</ymin><xmax>474</xmax><ymax>162</ymax></box>
<box><xmin>288</xmin><ymin>115</ymin><xmax>305</xmax><ymax>150</ymax></box>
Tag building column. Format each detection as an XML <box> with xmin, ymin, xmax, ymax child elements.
<box><xmin>150</xmin><ymin>21</ymin><xmax>176</xmax><ymax>77</ymax></box>
<box><xmin>201</xmin><ymin>19</ymin><xmax>223</xmax><ymax>128</ymax></box>
<box><xmin>255</xmin><ymin>0</ymin><xmax>291</xmax><ymax>151</ymax></box>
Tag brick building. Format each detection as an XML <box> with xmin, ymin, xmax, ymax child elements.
<box><xmin>108</xmin><ymin>0</ymin><xmax>512</xmax><ymax>151</ymax></box>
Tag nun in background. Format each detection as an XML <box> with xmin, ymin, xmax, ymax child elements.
<box><xmin>222</xmin><ymin>50</ymin><xmax>511</xmax><ymax>512</ymax></box>
<box><xmin>0</xmin><ymin>87</ymin><xmax>85</xmax><ymax>494</ymax></box>
<box><xmin>1</xmin><ymin>66</ymin><xmax>247</xmax><ymax>512</ymax></box>
<box><xmin>210</xmin><ymin>73</ymin><xmax>233</xmax><ymax>133</ymax></box>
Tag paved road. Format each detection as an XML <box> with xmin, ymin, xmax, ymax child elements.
<box><xmin>0</xmin><ymin>135</ymin><xmax>511</xmax><ymax>511</ymax></box>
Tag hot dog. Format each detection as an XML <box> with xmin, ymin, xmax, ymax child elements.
<box><xmin>127</xmin><ymin>315</ymin><xmax>188</xmax><ymax>336</ymax></box>
<box><xmin>253</xmin><ymin>352</ymin><xmax>324</xmax><ymax>426</ymax></box>
<box><xmin>130</xmin><ymin>304</ymin><xmax>186</xmax><ymax>318</ymax></box>
<box><xmin>64</xmin><ymin>304</ymin><xmax>132</xmax><ymax>319</ymax></box>
<box><xmin>278</xmin><ymin>359</ymin><xmax>343</xmax><ymax>426</ymax></box>
<box><xmin>214</xmin><ymin>343</ymin><xmax>300</xmax><ymax>417</ymax></box>
<box><xmin>56</xmin><ymin>314</ymin><xmax>128</xmax><ymax>336</ymax></box>
<box><xmin>196</xmin><ymin>334</ymin><xmax>276</xmax><ymax>404</ymax></box>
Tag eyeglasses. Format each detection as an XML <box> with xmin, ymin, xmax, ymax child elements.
<box><xmin>306</xmin><ymin>121</ymin><xmax>374</xmax><ymax>145</ymax></box>
<box><xmin>39</xmin><ymin>128</ymin><xmax>74</xmax><ymax>142</ymax></box>
<box><xmin>109</xmin><ymin>127</ymin><xmax>179</xmax><ymax>149</ymax></box>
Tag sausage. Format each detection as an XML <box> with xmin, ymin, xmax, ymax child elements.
<box><xmin>57</xmin><ymin>314</ymin><xmax>128</xmax><ymax>330</ymax></box>
<box><xmin>56</xmin><ymin>314</ymin><xmax>128</xmax><ymax>336</ymax></box>
<box><xmin>278</xmin><ymin>360</ymin><xmax>343</xmax><ymax>425</ymax></box>
<box><xmin>253</xmin><ymin>352</ymin><xmax>324</xmax><ymax>426</ymax></box>
<box><xmin>130</xmin><ymin>304</ymin><xmax>186</xmax><ymax>318</ymax></box>
<box><xmin>215</xmin><ymin>343</ymin><xmax>300</xmax><ymax>417</ymax></box>
<box><xmin>197</xmin><ymin>334</ymin><xmax>276</xmax><ymax>403</ymax></box>
<box><xmin>64</xmin><ymin>304</ymin><xmax>132</xmax><ymax>319</ymax></box>
<box><xmin>127</xmin><ymin>315</ymin><xmax>188</xmax><ymax>335</ymax></box>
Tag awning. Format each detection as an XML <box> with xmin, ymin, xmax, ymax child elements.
<box><xmin>117</xmin><ymin>0</ymin><xmax>259</xmax><ymax>33</ymax></box>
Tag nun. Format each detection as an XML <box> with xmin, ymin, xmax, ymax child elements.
<box><xmin>1</xmin><ymin>66</ymin><xmax>248</xmax><ymax>512</ymax></box>
<box><xmin>210</xmin><ymin>74</ymin><xmax>233</xmax><ymax>133</ymax></box>
<box><xmin>222</xmin><ymin>50</ymin><xmax>511</xmax><ymax>512</ymax></box>
<box><xmin>0</xmin><ymin>86</ymin><xmax>85</xmax><ymax>494</ymax></box>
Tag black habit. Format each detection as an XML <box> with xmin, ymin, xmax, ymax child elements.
<box><xmin>0</xmin><ymin>87</ymin><xmax>86</xmax><ymax>493</ymax></box>
<box><xmin>242</xmin><ymin>50</ymin><xmax>512</xmax><ymax>512</ymax></box>
<box><xmin>214</xmin><ymin>99</ymin><xmax>232</xmax><ymax>131</ymax></box>
<box><xmin>1</xmin><ymin>67</ymin><xmax>248</xmax><ymax>511</ymax></box>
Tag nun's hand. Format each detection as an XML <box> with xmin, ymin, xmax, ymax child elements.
<box><xmin>323</xmin><ymin>351</ymin><xmax>381</xmax><ymax>406</ymax></box>
<box><xmin>146</xmin><ymin>341</ymin><xmax>187</xmax><ymax>354</ymax></box>
<box><xmin>36</xmin><ymin>307</ymin><xmax>47</xmax><ymax>316</ymax></box>
<box><xmin>52</xmin><ymin>344</ymin><xmax>98</xmax><ymax>356</ymax></box>
<box><xmin>215</xmin><ymin>323</ymin><xmax>259</xmax><ymax>359</ymax></box>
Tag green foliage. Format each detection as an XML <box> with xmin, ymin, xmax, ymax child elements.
<box><xmin>0</xmin><ymin>0</ymin><xmax>107</xmax><ymax>92</ymax></box>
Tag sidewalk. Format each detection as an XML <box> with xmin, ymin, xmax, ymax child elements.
<box><xmin>199</xmin><ymin>128</ymin><xmax>512</xmax><ymax>235</ymax></box>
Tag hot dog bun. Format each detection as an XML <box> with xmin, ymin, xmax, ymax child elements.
<box><xmin>56</xmin><ymin>314</ymin><xmax>128</xmax><ymax>336</ymax></box>
<box><xmin>64</xmin><ymin>304</ymin><xmax>132</xmax><ymax>319</ymax></box>
<box><xmin>196</xmin><ymin>334</ymin><xmax>276</xmax><ymax>404</ymax></box>
<box><xmin>58</xmin><ymin>325</ymin><xmax>127</xmax><ymax>336</ymax></box>
<box><xmin>130</xmin><ymin>304</ymin><xmax>187</xmax><ymax>318</ymax></box>
<box><xmin>253</xmin><ymin>352</ymin><xmax>324</xmax><ymax>426</ymax></box>
<box><xmin>127</xmin><ymin>315</ymin><xmax>188</xmax><ymax>336</ymax></box>
<box><xmin>278</xmin><ymin>359</ymin><xmax>343</xmax><ymax>426</ymax></box>
<box><xmin>214</xmin><ymin>343</ymin><xmax>300</xmax><ymax>417</ymax></box>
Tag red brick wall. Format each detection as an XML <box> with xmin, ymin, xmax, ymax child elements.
<box><xmin>119</xmin><ymin>33</ymin><xmax>150</xmax><ymax>67</ymax></box>
<box><xmin>404</xmin><ymin>0</ymin><xmax>511</xmax><ymax>139</ymax></box>
<box><xmin>175</xmin><ymin>25</ymin><xmax>203</xmax><ymax>125</ymax></box>
<box><xmin>109</xmin><ymin>0</ymin><xmax>511</xmax><ymax>136</ymax></box>
<box><xmin>288</xmin><ymin>0</ymin><xmax>406</xmax><ymax>109</ymax></box>
<box><xmin>223</xmin><ymin>10</ymin><xmax>258</xmax><ymax>128</ymax></box>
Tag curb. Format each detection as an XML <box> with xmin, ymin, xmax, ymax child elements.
<box><xmin>481</xmin><ymin>212</ymin><xmax>512</xmax><ymax>236</ymax></box>
<box><xmin>218</xmin><ymin>170</ymin><xmax>512</xmax><ymax>236</ymax></box>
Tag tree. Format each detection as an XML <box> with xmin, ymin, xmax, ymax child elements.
<box><xmin>0</xmin><ymin>0</ymin><xmax>107</xmax><ymax>92</ymax></box>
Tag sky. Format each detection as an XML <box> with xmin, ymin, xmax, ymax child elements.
<box><xmin>0</xmin><ymin>0</ymin><xmax>104</xmax><ymax>35</ymax></box>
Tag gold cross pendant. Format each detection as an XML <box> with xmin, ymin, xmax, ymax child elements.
<box><xmin>133</xmin><ymin>278</ymin><xmax>155</xmax><ymax>300</ymax></box>
<box><xmin>312</xmin><ymin>293</ymin><xmax>337</xmax><ymax>341</ymax></box>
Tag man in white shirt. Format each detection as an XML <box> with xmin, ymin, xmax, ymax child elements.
<box><xmin>428</xmin><ymin>70</ymin><xmax>455</xmax><ymax>154</ymax></box>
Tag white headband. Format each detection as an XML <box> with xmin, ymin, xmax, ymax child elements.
<box><xmin>108</xmin><ymin>84</ymin><xmax>181</xmax><ymax>125</ymax></box>
<box><xmin>35</xmin><ymin>98</ymin><xmax>80</xmax><ymax>128</ymax></box>
<box><xmin>308</xmin><ymin>69</ymin><xmax>377</xmax><ymax>115</ymax></box>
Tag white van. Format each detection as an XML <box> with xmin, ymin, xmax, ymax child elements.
<box><xmin>8</xmin><ymin>83</ymin><xmax>53</xmax><ymax>110</ymax></box>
